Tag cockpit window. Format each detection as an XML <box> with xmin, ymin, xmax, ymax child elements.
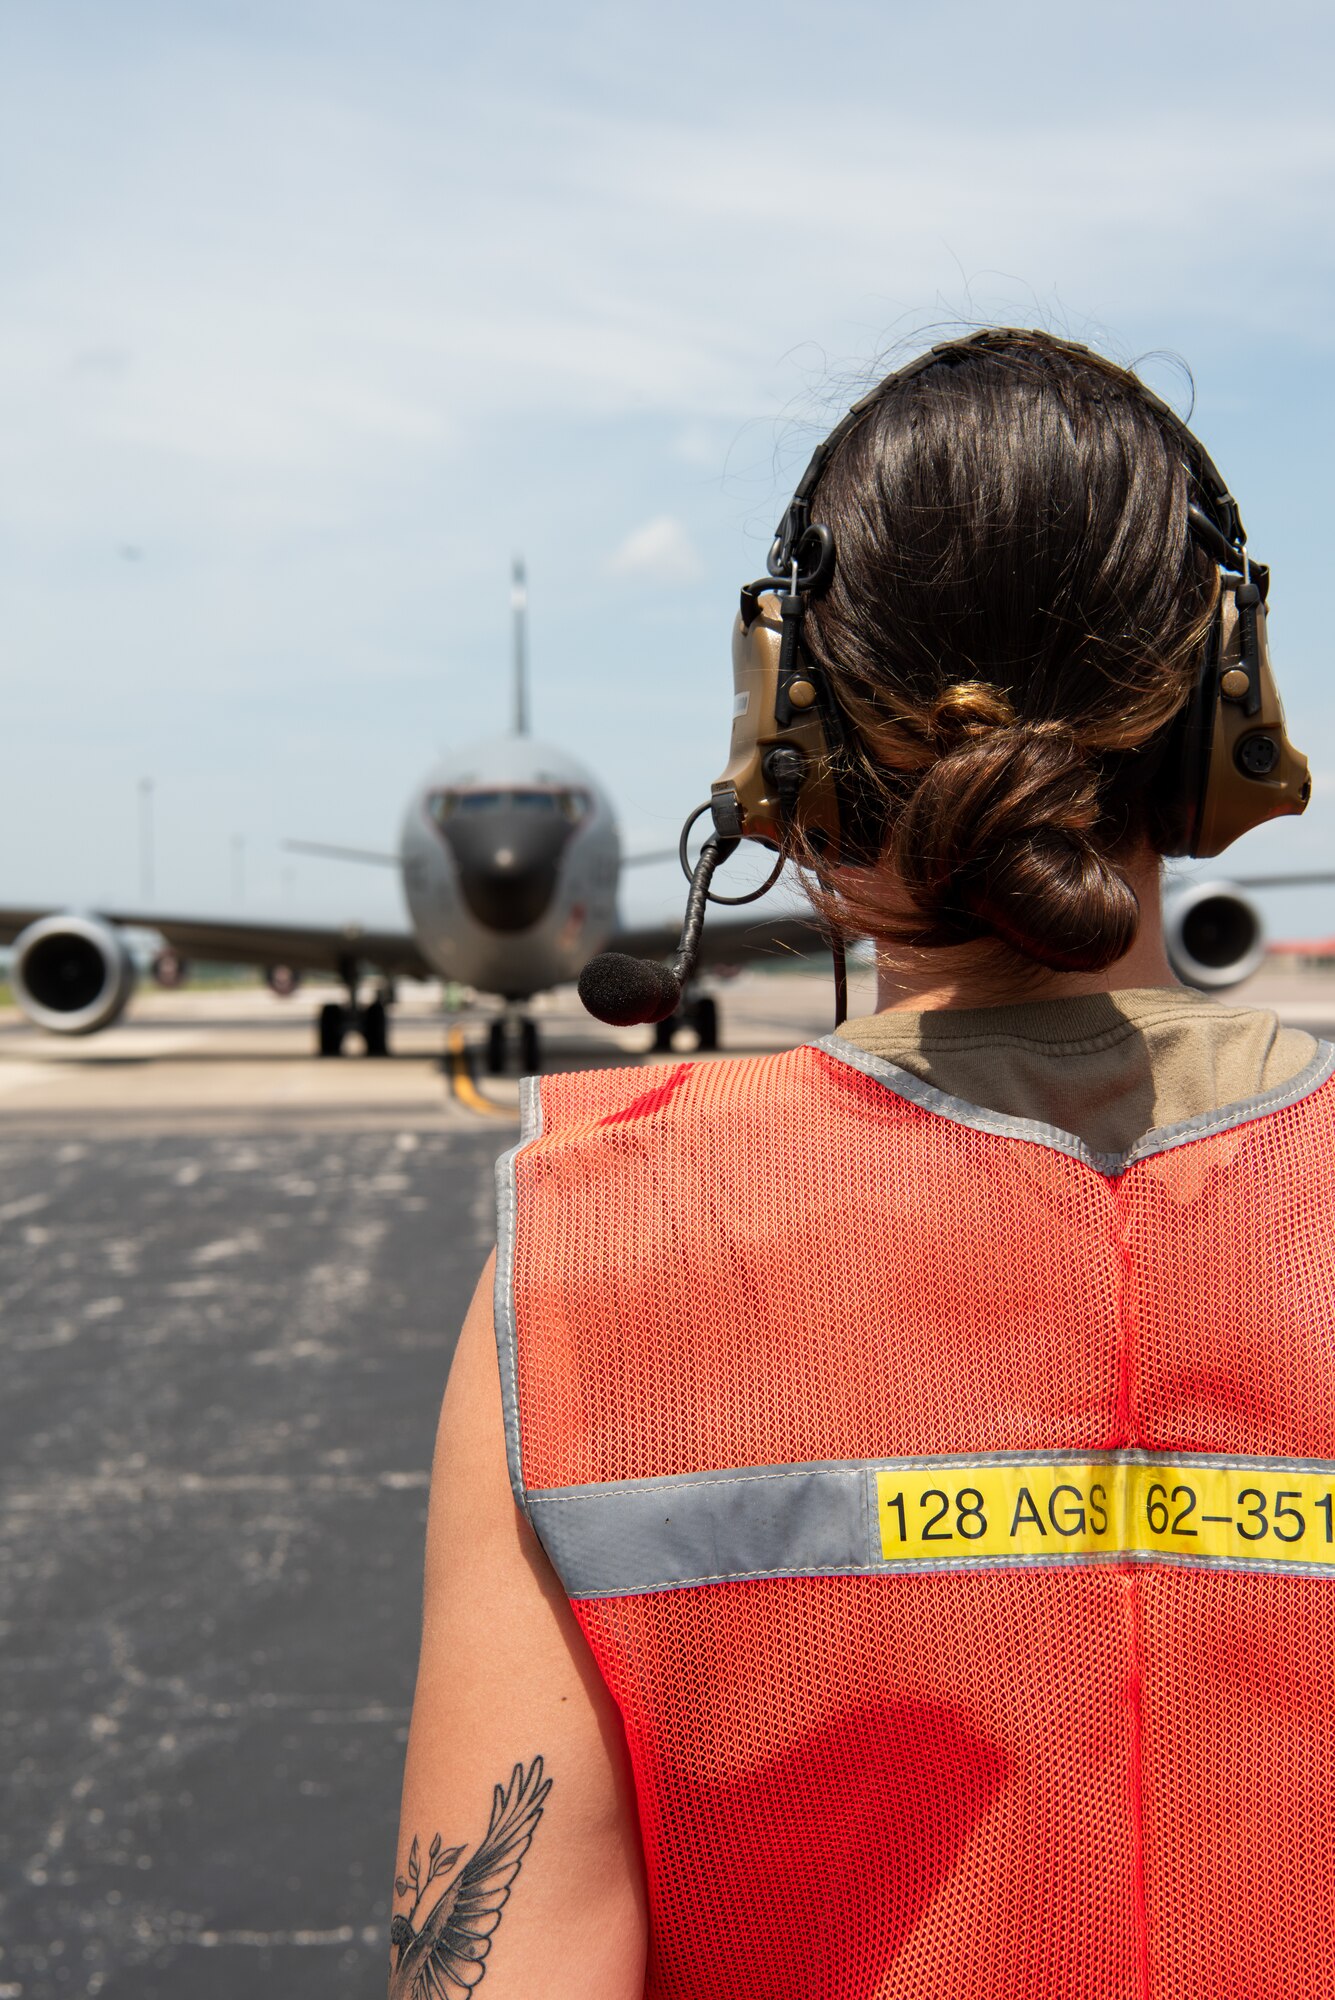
<box><xmin>427</xmin><ymin>787</ymin><xmax>590</xmax><ymax>827</ymax></box>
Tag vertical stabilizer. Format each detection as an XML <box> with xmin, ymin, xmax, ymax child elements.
<box><xmin>512</xmin><ymin>557</ymin><xmax>529</xmax><ymax>737</ymax></box>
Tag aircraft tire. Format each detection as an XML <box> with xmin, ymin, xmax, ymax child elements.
<box><xmin>318</xmin><ymin>1001</ymin><xmax>347</xmax><ymax>1058</ymax></box>
<box><xmin>360</xmin><ymin>999</ymin><xmax>389</xmax><ymax>1057</ymax></box>
<box><xmin>520</xmin><ymin>1018</ymin><xmax>540</xmax><ymax>1073</ymax></box>
<box><xmin>486</xmin><ymin>1018</ymin><xmax>507</xmax><ymax>1076</ymax></box>
<box><xmin>152</xmin><ymin>949</ymin><xmax>189</xmax><ymax>990</ymax></box>
<box><xmin>692</xmin><ymin>995</ymin><xmax>718</xmax><ymax>1052</ymax></box>
<box><xmin>653</xmin><ymin>1014</ymin><xmax>678</xmax><ymax>1054</ymax></box>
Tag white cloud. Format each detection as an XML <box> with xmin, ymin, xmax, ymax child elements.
<box><xmin>608</xmin><ymin>516</ymin><xmax>704</xmax><ymax>580</ymax></box>
<box><xmin>670</xmin><ymin>422</ymin><xmax>724</xmax><ymax>466</ymax></box>
<box><xmin>2</xmin><ymin>27</ymin><xmax>1334</xmax><ymax>580</ymax></box>
<box><xmin>6</xmin><ymin>57</ymin><xmax>1335</xmax><ymax>508</ymax></box>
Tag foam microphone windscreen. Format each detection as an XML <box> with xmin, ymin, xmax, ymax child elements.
<box><xmin>578</xmin><ymin>952</ymin><xmax>681</xmax><ymax>1026</ymax></box>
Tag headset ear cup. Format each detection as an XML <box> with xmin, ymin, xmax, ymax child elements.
<box><xmin>715</xmin><ymin>599</ymin><xmax>841</xmax><ymax>852</ymax></box>
<box><xmin>718</xmin><ymin>579</ymin><xmax>889</xmax><ymax>868</ymax></box>
<box><xmin>1190</xmin><ymin>585</ymin><xmax>1309</xmax><ymax>858</ymax></box>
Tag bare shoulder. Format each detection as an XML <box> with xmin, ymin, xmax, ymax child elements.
<box><xmin>389</xmin><ymin>1257</ymin><xmax>646</xmax><ymax>2000</ymax></box>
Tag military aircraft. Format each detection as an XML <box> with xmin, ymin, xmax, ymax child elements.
<box><xmin>0</xmin><ymin>565</ymin><xmax>818</xmax><ymax>1070</ymax></box>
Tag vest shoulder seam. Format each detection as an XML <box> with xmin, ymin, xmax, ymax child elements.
<box><xmin>810</xmin><ymin>1034</ymin><xmax>1335</xmax><ymax>1173</ymax></box>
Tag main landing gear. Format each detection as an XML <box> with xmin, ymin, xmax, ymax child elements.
<box><xmin>317</xmin><ymin>964</ymin><xmax>394</xmax><ymax>1058</ymax></box>
<box><xmin>653</xmin><ymin>993</ymin><xmax>718</xmax><ymax>1054</ymax></box>
<box><xmin>485</xmin><ymin>1012</ymin><xmax>541</xmax><ymax>1076</ymax></box>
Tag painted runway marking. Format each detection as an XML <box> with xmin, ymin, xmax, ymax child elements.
<box><xmin>444</xmin><ymin>1025</ymin><xmax>513</xmax><ymax>1118</ymax></box>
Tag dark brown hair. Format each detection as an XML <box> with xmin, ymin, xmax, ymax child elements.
<box><xmin>799</xmin><ymin>328</ymin><xmax>1219</xmax><ymax>972</ymax></box>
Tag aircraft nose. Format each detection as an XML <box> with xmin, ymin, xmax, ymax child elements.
<box><xmin>439</xmin><ymin>811</ymin><xmax>572</xmax><ymax>933</ymax></box>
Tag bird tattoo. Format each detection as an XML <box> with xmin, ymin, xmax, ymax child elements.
<box><xmin>389</xmin><ymin>1757</ymin><xmax>552</xmax><ymax>1997</ymax></box>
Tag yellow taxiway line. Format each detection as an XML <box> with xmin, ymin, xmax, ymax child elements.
<box><xmin>444</xmin><ymin>1026</ymin><xmax>514</xmax><ymax>1118</ymax></box>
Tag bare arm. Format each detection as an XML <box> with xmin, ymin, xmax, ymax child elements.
<box><xmin>389</xmin><ymin>1255</ymin><xmax>648</xmax><ymax>1999</ymax></box>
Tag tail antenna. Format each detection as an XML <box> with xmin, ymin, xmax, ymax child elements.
<box><xmin>511</xmin><ymin>557</ymin><xmax>529</xmax><ymax>737</ymax></box>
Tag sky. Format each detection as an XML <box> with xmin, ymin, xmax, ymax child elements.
<box><xmin>3</xmin><ymin>0</ymin><xmax>1335</xmax><ymax>938</ymax></box>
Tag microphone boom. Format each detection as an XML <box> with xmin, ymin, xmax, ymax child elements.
<box><xmin>579</xmin><ymin>830</ymin><xmax>738</xmax><ymax>1026</ymax></box>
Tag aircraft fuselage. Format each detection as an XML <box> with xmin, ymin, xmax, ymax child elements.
<box><xmin>398</xmin><ymin>735</ymin><xmax>620</xmax><ymax>1000</ymax></box>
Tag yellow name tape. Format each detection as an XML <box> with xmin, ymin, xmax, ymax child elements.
<box><xmin>875</xmin><ymin>1457</ymin><xmax>1335</xmax><ymax>1567</ymax></box>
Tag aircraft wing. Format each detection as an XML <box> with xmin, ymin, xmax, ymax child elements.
<box><xmin>1231</xmin><ymin>872</ymin><xmax>1335</xmax><ymax>889</ymax></box>
<box><xmin>0</xmin><ymin>906</ymin><xmax>433</xmax><ymax>980</ymax></box>
<box><xmin>625</xmin><ymin>867</ymin><xmax>1335</xmax><ymax>974</ymax></box>
<box><xmin>607</xmin><ymin>910</ymin><xmax>828</xmax><ymax>970</ymax></box>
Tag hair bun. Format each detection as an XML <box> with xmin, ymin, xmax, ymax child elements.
<box><xmin>925</xmin><ymin>680</ymin><xmax>1017</xmax><ymax>745</ymax></box>
<box><xmin>892</xmin><ymin>721</ymin><xmax>1140</xmax><ymax>972</ymax></box>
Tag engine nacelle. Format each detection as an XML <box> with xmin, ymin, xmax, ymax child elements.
<box><xmin>12</xmin><ymin>914</ymin><xmax>137</xmax><ymax>1035</ymax></box>
<box><xmin>1165</xmin><ymin>881</ymin><xmax>1267</xmax><ymax>991</ymax></box>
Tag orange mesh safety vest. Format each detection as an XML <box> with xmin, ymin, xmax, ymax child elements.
<box><xmin>496</xmin><ymin>1035</ymin><xmax>1335</xmax><ymax>1999</ymax></box>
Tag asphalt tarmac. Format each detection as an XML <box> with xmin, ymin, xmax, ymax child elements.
<box><xmin>4</xmin><ymin>966</ymin><xmax>1334</xmax><ymax>1999</ymax></box>
<box><xmin>0</xmin><ymin>973</ymin><xmax>862</xmax><ymax>2000</ymax></box>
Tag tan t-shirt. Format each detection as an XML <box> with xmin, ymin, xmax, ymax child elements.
<box><xmin>835</xmin><ymin>986</ymin><xmax>1319</xmax><ymax>1159</ymax></box>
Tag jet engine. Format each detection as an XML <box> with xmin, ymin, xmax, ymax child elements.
<box><xmin>11</xmin><ymin>914</ymin><xmax>137</xmax><ymax>1035</ymax></box>
<box><xmin>1165</xmin><ymin>880</ymin><xmax>1267</xmax><ymax>991</ymax></box>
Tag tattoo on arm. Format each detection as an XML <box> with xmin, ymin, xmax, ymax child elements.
<box><xmin>389</xmin><ymin>1757</ymin><xmax>551</xmax><ymax>1997</ymax></box>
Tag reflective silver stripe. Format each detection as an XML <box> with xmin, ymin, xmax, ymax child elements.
<box><xmin>811</xmin><ymin>1034</ymin><xmax>1335</xmax><ymax>1177</ymax></box>
<box><xmin>529</xmin><ymin>1459</ymin><xmax>870</xmax><ymax>1597</ymax></box>
<box><xmin>527</xmin><ymin>1448</ymin><xmax>1335</xmax><ymax>1599</ymax></box>
<box><xmin>494</xmin><ymin>1074</ymin><xmax>543</xmax><ymax>1516</ymax></box>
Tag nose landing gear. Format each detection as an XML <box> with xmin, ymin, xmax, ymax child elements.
<box><xmin>485</xmin><ymin>1013</ymin><xmax>541</xmax><ymax>1075</ymax></box>
<box><xmin>652</xmin><ymin>993</ymin><xmax>718</xmax><ymax>1054</ymax></box>
<box><xmin>359</xmin><ymin>997</ymin><xmax>389</xmax><ymax>1057</ymax></box>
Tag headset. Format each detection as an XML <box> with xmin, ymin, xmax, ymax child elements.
<box><xmin>579</xmin><ymin>330</ymin><xmax>1310</xmax><ymax>1031</ymax></box>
